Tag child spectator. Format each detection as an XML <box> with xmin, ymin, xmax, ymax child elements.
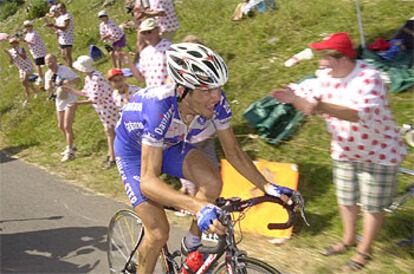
<box><xmin>62</xmin><ymin>56</ymin><xmax>119</xmax><ymax>169</ymax></box>
<box><xmin>107</xmin><ymin>68</ymin><xmax>141</xmax><ymax>109</ymax></box>
<box><xmin>3</xmin><ymin>37</ymin><xmax>36</xmax><ymax>106</ymax></box>
<box><xmin>98</xmin><ymin>10</ymin><xmax>126</xmax><ymax>69</ymax></box>
<box><xmin>22</xmin><ymin>20</ymin><xmax>47</xmax><ymax>86</ymax></box>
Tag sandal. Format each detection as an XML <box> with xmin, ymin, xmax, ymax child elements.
<box><xmin>343</xmin><ymin>251</ymin><xmax>372</xmax><ymax>271</ymax></box>
<box><xmin>321</xmin><ymin>242</ymin><xmax>356</xmax><ymax>256</ymax></box>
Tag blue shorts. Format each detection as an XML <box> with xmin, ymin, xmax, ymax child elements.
<box><xmin>115</xmin><ymin>142</ymin><xmax>195</xmax><ymax>208</ymax></box>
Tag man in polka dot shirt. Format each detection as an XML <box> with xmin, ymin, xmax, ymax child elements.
<box><xmin>272</xmin><ymin>32</ymin><xmax>407</xmax><ymax>271</ymax></box>
<box><xmin>126</xmin><ymin>18</ymin><xmax>171</xmax><ymax>87</ymax></box>
<box><xmin>22</xmin><ymin>20</ymin><xmax>47</xmax><ymax>85</ymax></box>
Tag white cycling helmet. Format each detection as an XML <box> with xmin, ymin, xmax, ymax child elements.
<box><xmin>166</xmin><ymin>43</ymin><xmax>229</xmax><ymax>90</ymax></box>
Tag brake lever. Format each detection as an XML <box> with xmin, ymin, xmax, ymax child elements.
<box><xmin>291</xmin><ymin>192</ymin><xmax>310</xmax><ymax>226</ymax></box>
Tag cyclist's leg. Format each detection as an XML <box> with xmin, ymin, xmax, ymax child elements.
<box><xmin>184</xmin><ymin>148</ymin><xmax>222</xmax><ymax>238</ymax></box>
<box><xmin>182</xmin><ymin>149</ymin><xmax>222</xmax><ymax>202</ymax></box>
<box><xmin>162</xmin><ymin>144</ymin><xmax>221</xmax><ymax>239</ymax></box>
<box><xmin>135</xmin><ymin>200</ymin><xmax>169</xmax><ymax>274</ymax></box>
<box><xmin>115</xmin><ymin>153</ymin><xmax>169</xmax><ymax>273</ymax></box>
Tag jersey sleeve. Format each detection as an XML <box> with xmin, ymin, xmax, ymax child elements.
<box><xmin>141</xmin><ymin>97</ymin><xmax>174</xmax><ymax>147</ymax></box>
<box><xmin>212</xmin><ymin>90</ymin><xmax>232</xmax><ymax>131</ymax></box>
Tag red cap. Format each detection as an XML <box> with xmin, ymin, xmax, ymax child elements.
<box><xmin>309</xmin><ymin>32</ymin><xmax>357</xmax><ymax>58</ymax></box>
<box><xmin>107</xmin><ymin>68</ymin><xmax>123</xmax><ymax>80</ymax></box>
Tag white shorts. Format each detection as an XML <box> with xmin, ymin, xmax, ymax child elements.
<box><xmin>56</xmin><ymin>93</ymin><xmax>77</xmax><ymax>112</ymax></box>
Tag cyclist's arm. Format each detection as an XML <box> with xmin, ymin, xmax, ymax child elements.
<box><xmin>140</xmin><ymin>144</ymin><xmax>204</xmax><ymax>214</ymax></box>
<box><xmin>217</xmin><ymin>126</ymin><xmax>269</xmax><ymax>192</ymax></box>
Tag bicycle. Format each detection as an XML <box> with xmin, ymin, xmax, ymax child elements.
<box><xmin>107</xmin><ymin>193</ymin><xmax>308</xmax><ymax>274</ymax></box>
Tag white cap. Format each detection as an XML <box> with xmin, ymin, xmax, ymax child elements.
<box><xmin>139</xmin><ymin>18</ymin><xmax>157</xmax><ymax>33</ymax></box>
<box><xmin>23</xmin><ymin>20</ymin><xmax>33</xmax><ymax>27</ymax></box>
<box><xmin>98</xmin><ymin>10</ymin><xmax>108</xmax><ymax>17</ymax></box>
<box><xmin>73</xmin><ymin>55</ymin><xmax>95</xmax><ymax>73</ymax></box>
<box><xmin>49</xmin><ymin>5</ymin><xmax>58</xmax><ymax>13</ymax></box>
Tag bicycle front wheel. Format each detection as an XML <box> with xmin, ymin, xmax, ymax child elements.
<box><xmin>213</xmin><ymin>256</ymin><xmax>282</xmax><ymax>274</ymax></box>
<box><xmin>107</xmin><ymin>209</ymin><xmax>144</xmax><ymax>274</ymax></box>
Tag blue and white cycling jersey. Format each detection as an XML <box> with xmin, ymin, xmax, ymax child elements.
<box><xmin>114</xmin><ymin>84</ymin><xmax>232</xmax><ymax>157</ymax></box>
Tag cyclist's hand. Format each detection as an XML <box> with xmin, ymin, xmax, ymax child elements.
<box><xmin>196</xmin><ymin>204</ymin><xmax>226</xmax><ymax>235</ymax></box>
<box><xmin>264</xmin><ymin>183</ymin><xmax>294</xmax><ymax>198</ymax></box>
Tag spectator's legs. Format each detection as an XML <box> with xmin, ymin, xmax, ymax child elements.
<box><xmin>57</xmin><ymin>110</ymin><xmax>66</xmax><ymax>137</ymax></box>
<box><xmin>66</xmin><ymin>47</ymin><xmax>73</xmax><ymax>68</ymax></box>
<box><xmin>112</xmin><ymin>46</ymin><xmax>123</xmax><ymax>69</ymax></box>
<box><xmin>110</xmin><ymin>50</ymin><xmax>117</xmax><ymax>68</ymax></box>
<box><xmin>63</xmin><ymin>104</ymin><xmax>77</xmax><ymax>149</ymax></box>
<box><xmin>61</xmin><ymin>46</ymin><xmax>73</xmax><ymax>68</ymax></box>
<box><xmin>21</xmin><ymin>74</ymin><xmax>31</xmax><ymax>99</ymax></box>
<box><xmin>134</xmin><ymin>201</ymin><xmax>169</xmax><ymax>274</ymax></box>
<box><xmin>339</xmin><ymin>205</ymin><xmax>358</xmax><ymax>245</ymax></box>
<box><xmin>358</xmin><ymin>212</ymin><xmax>384</xmax><ymax>254</ymax></box>
<box><xmin>105</xmin><ymin>126</ymin><xmax>116</xmax><ymax>162</ymax></box>
<box><xmin>36</xmin><ymin>65</ymin><xmax>44</xmax><ymax>82</ymax></box>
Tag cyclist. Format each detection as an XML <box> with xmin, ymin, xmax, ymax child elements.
<box><xmin>114</xmin><ymin>43</ymin><xmax>296</xmax><ymax>273</ymax></box>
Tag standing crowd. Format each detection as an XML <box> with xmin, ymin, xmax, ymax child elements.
<box><xmin>2</xmin><ymin>1</ymin><xmax>408</xmax><ymax>273</ymax></box>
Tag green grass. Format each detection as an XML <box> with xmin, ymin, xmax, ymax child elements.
<box><xmin>1</xmin><ymin>0</ymin><xmax>413</xmax><ymax>273</ymax></box>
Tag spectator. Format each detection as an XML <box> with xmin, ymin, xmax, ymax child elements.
<box><xmin>45</xmin><ymin>2</ymin><xmax>58</xmax><ymax>19</ymax></box>
<box><xmin>22</xmin><ymin>20</ymin><xmax>47</xmax><ymax>86</ymax></box>
<box><xmin>46</xmin><ymin>3</ymin><xmax>74</xmax><ymax>67</ymax></box>
<box><xmin>272</xmin><ymin>32</ymin><xmax>407</xmax><ymax>271</ymax></box>
<box><xmin>3</xmin><ymin>37</ymin><xmax>36</xmax><ymax>106</ymax></box>
<box><xmin>44</xmin><ymin>54</ymin><xmax>80</xmax><ymax>162</ymax></box>
<box><xmin>98</xmin><ymin>10</ymin><xmax>126</xmax><ymax>69</ymax></box>
<box><xmin>107</xmin><ymin>68</ymin><xmax>141</xmax><ymax>109</ymax></box>
<box><xmin>133</xmin><ymin>0</ymin><xmax>179</xmax><ymax>53</ymax></box>
<box><xmin>126</xmin><ymin>18</ymin><xmax>171</xmax><ymax>87</ymax></box>
<box><xmin>132</xmin><ymin>0</ymin><xmax>148</xmax><ymax>53</ymax></box>
<box><xmin>147</xmin><ymin>0</ymin><xmax>180</xmax><ymax>40</ymax></box>
<box><xmin>62</xmin><ymin>56</ymin><xmax>119</xmax><ymax>169</ymax></box>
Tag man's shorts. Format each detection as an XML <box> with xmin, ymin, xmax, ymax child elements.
<box><xmin>115</xmin><ymin>141</ymin><xmax>195</xmax><ymax>208</ymax></box>
<box><xmin>55</xmin><ymin>93</ymin><xmax>77</xmax><ymax>112</ymax></box>
<box><xmin>59</xmin><ymin>44</ymin><xmax>73</xmax><ymax>49</ymax></box>
<box><xmin>332</xmin><ymin>160</ymin><xmax>399</xmax><ymax>213</ymax></box>
<box><xmin>34</xmin><ymin>57</ymin><xmax>45</xmax><ymax>66</ymax></box>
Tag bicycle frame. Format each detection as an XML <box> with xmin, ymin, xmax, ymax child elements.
<box><xmin>121</xmin><ymin>195</ymin><xmax>296</xmax><ymax>274</ymax></box>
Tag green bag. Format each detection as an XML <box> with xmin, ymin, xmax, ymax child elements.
<box><xmin>243</xmin><ymin>96</ymin><xmax>304</xmax><ymax>145</ymax></box>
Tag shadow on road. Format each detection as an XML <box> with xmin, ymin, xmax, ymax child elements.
<box><xmin>0</xmin><ymin>226</ymin><xmax>107</xmax><ymax>273</ymax></box>
<box><xmin>0</xmin><ymin>144</ymin><xmax>38</xmax><ymax>164</ymax></box>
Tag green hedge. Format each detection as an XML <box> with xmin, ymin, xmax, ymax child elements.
<box><xmin>27</xmin><ymin>0</ymin><xmax>49</xmax><ymax>20</ymax></box>
<box><xmin>0</xmin><ymin>0</ymin><xmax>24</xmax><ymax>21</ymax></box>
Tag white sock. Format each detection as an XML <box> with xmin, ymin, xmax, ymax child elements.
<box><xmin>184</xmin><ymin>232</ymin><xmax>201</xmax><ymax>250</ymax></box>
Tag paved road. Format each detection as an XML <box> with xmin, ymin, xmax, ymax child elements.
<box><xmin>0</xmin><ymin>152</ymin><xmax>185</xmax><ymax>274</ymax></box>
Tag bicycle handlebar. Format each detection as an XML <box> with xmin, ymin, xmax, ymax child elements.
<box><xmin>198</xmin><ymin>195</ymin><xmax>296</xmax><ymax>254</ymax></box>
<box><xmin>218</xmin><ymin>195</ymin><xmax>296</xmax><ymax>229</ymax></box>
